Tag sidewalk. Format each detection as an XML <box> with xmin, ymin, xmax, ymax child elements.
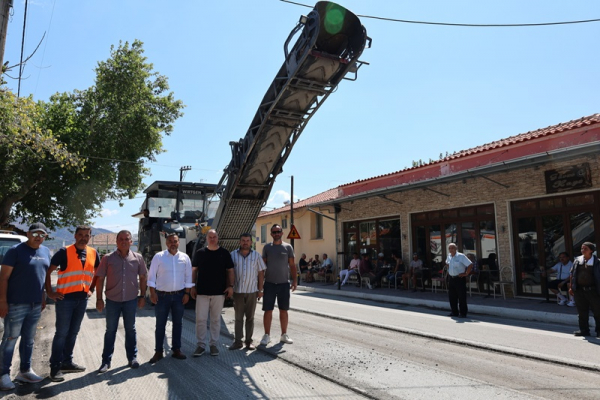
<box><xmin>296</xmin><ymin>279</ymin><xmax>579</xmax><ymax>326</ymax></box>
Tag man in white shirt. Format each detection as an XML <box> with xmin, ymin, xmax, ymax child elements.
<box><xmin>147</xmin><ymin>233</ymin><xmax>193</xmax><ymax>363</ymax></box>
<box><xmin>445</xmin><ymin>243</ymin><xmax>472</xmax><ymax>318</ymax></box>
<box><xmin>340</xmin><ymin>253</ymin><xmax>360</xmax><ymax>286</ymax></box>
<box><xmin>229</xmin><ymin>233</ymin><xmax>265</xmax><ymax>351</ymax></box>
<box><xmin>541</xmin><ymin>252</ymin><xmax>574</xmax><ymax>306</ymax></box>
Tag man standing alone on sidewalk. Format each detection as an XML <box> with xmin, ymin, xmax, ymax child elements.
<box><xmin>190</xmin><ymin>229</ymin><xmax>234</xmax><ymax>357</ymax></box>
<box><xmin>445</xmin><ymin>243</ymin><xmax>473</xmax><ymax>318</ymax></box>
<box><xmin>0</xmin><ymin>223</ymin><xmax>51</xmax><ymax>391</ymax></box>
<box><xmin>46</xmin><ymin>225</ymin><xmax>100</xmax><ymax>382</ymax></box>
<box><xmin>260</xmin><ymin>224</ymin><xmax>297</xmax><ymax>346</ymax></box>
<box><xmin>95</xmin><ymin>230</ymin><xmax>147</xmax><ymax>372</ymax></box>
<box><xmin>229</xmin><ymin>233</ymin><xmax>265</xmax><ymax>351</ymax></box>
<box><xmin>148</xmin><ymin>233</ymin><xmax>193</xmax><ymax>362</ymax></box>
<box><xmin>569</xmin><ymin>242</ymin><xmax>600</xmax><ymax>337</ymax></box>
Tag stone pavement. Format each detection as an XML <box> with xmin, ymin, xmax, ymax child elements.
<box><xmin>297</xmin><ymin>279</ymin><xmax>579</xmax><ymax>326</ymax></box>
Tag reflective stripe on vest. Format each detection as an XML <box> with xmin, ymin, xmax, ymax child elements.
<box><xmin>56</xmin><ymin>245</ymin><xmax>96</xmax><ymax>294</ymax></box>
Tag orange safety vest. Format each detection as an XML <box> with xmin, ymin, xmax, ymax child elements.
<box><xmin>56</xmin><ymin>245</ymin><xmax>96</xmax><ymax>294</ymax></box>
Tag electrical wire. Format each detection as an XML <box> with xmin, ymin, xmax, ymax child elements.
<box><xmin>280</xmin><ymin>0</ymin><xmax>600</xmax><ymax>27</ymax></box>
<box><xmin>33</xmin><ymin>0</ymin><xmax>56</xmax><ymax>96</ymax></box>
<box><xmin>17</xmin><ymin>0</ymin><xmax>28</xmax><ymax>98</ymax></box>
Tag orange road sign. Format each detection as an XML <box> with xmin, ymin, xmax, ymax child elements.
<box><xmin>287</xmin><ymin>225</ymin><xmax>301</xmax><ymax>240</ymax></box>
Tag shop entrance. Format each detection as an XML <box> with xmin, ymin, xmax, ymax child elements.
<box><xmin>512</xmin><ymin>192</ymin><xmax>598</xmax><ymax>296</ymax></box>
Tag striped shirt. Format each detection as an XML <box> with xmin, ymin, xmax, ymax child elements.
<box><xmin>231</xmin><ymin>249</ymin><xmax>266</xmax><ymax>294</ymax></box>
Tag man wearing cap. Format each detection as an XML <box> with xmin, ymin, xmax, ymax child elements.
<box><xmin>569</xmin><ymin>242</ymin><xmax>600</xmax><ymax>337</ymax></box>
<box><xmin>95</xmin><ymin>230</ymin><xmax>147</xmax><ymax>373</ymax></box>
<box><xmin>445</xmin><ymin>243</ymin><xmax>473</xmax><ymax>318</ymax></box>
<box><xmin>0</xmin><ymin>223</ymin><xmax>51</xmax><ymax>391</ymax></box>
<box><xmin>403</xmin><ymin>253</ymin><xmax>423</xmax><ymax>291</ymax></box>
<box><xmin>46</xmin><ymin>225</ymin><xmax>100</xmax><ymax>382</ymax></box>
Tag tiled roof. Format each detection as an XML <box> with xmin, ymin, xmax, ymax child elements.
<box><xmin>340</xmin><ymin>113</ymin><xmax>600</xmax><ymax>188</ymax></box>
<box><xmin>260</xmin><ymin>188</ymin><xmax>340</xmax><ymax>217</ymax></box>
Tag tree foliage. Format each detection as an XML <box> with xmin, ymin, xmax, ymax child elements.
<box><xmin>0</xmin><ymin>40</ymin><xmax>184</xmax><ymax>230</ymax></box>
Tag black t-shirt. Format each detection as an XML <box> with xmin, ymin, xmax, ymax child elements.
<box><xmin>192</xmin><ymin>247</ymin><xmax>233</xmax><ymax>296</ymax></box>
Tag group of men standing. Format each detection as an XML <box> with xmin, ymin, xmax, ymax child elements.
<box><xmin>0</xmin><ymin>222</ymin><xmax>297</xmax><ymax>391</ymax></box>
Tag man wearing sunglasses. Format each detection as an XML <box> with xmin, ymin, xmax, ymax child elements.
<box><xmin>260</xmin><ymin>224</ymin><xmax>297</xmax><ymax>346</ymax></box>
<box><xmin>0</xmin><ymin>223</ymin><xmax>51</xmax><ymax>391</ymax></box>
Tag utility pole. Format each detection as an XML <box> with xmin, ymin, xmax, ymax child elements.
<box><xmin>290</xmin><ymin>175</ymin><xmax>294</xmax><ymax>249</ymax></box>
<box><xmin>179</xmin><ymin>165</ymin><xmax>191</xmax><ymax>182</ymax></box>
<box><xmin>0</xmin><ymin>0</ymin><xmax>12</xmax><ymax>70</ymax></box>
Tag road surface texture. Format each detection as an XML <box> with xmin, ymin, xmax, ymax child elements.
<box><xmin>2</xmin><ymin>289</ymin><xmax>600</xmax><ymax>399</ymax></box>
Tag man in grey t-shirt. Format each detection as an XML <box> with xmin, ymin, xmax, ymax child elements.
<box><xmin>260</xmin><ymin>224</ymin><xmax>297</xmax><ymax>346</ymax></box>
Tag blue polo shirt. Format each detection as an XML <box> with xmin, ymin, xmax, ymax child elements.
<box><xmin>2</xmin><ymin>242</ymin><xmax>51</xmax><ymax>303</ymax></box>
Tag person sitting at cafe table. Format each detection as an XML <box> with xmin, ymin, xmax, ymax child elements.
<box><xmin>298</xmin><ymin>254</ymin><xmax>310</xmax><ymax>282</ymax></box>
<box><xmin>373</xmin><ymin>253</ymin><xmax>390</xmax><ymax>288</ymax></box>
<box><xmin>386</xmin><ymin>251</ymin><xmax>404</xmax><ymax>286</ymax></box>
<box><xmin>403</xmin><ymin>253</ymin><xmax>423</xmax><ymax>291</ymax></box>
<box><xmin>359</xmin><ymin>254</ymin><xmax>376</xmax><ymax>289</ymax></box>
<box><xmin>541</xmin><ymin>252</ymin><xmax>574</xmax><ymax>306</ymax></box>
<box><xmin>340</xmin><ymin>253</ymin><xmax>360</xmax><ymax>286</ymax></box>
<box><xmin>320</xmin><ymin>254</ymin><xmax>333</xmax><ymax>282</ymax></box>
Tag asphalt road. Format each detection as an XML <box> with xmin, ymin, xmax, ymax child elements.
<box><xmin>3</xmin><ymin>290</ymin><xmax>600</xmax><ymax>399</ymax></box>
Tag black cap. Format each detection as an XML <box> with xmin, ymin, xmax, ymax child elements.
<box><xmin>28</xmin><ymin>222</ymin><xmax>48</xmax><ymax>234</ymax></box>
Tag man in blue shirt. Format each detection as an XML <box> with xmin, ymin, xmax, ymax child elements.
<box><xmin>445</xmin><ymin>243</ymin><xmax>473</xmax><ymax>318</ymax></box>
<box><xmin>0</xmin><ymin>223</ymin><xmax>51</xmax><ymax>391</ymax></box>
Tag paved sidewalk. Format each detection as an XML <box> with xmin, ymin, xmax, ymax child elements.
<box><xmin>297</xmin><ymin>279</ymin><xmax>579</xmax><ymax>326</ymax></box>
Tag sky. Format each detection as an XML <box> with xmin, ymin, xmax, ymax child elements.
<box><xmin>3</xmin><ymin>0</ymin><xmax>599</xmax><ymax>234</ymax></box>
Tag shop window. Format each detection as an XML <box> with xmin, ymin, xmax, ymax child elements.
<box><xmin>479</xmin><ymin>220</ymin><xmax>497</xmax><ymax>260</ymax></box>
<box><xmin>571</xmin><ymin>212</ymin><xmax>594</xmax><ymax>257</ymax></box>
<box><xmin>360</xmin><ymin>221</ymin><xmax>376</xmax><ymax>246</ymax></box>
<box><xmin>312</xmin><ymin>213</ymin><xmax>323</xmax><ymax>239</ymax></box>
<box><xmin>378</xmin><ymin>219</ymin><xmax>401</xmax><ymax>258</ymax></box>
<box><xmin>260</xmin><ymin>225</ymin><xmax>267</xmax><ymax>244</ymax></box>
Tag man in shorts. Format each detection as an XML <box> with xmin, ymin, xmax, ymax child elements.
<box><xmin>260</xmin><ymin>224</ymin><xmax>297</xmax><ymax>346</ymax></box>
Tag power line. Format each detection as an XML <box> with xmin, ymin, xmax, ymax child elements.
<box><xmin>280</xmin><ymin>0</ymin><xmax>600</xmax><ymax>27</ymax></box>
<box><xmin>33</xmin><ymin>0</ymin><xmax>56</xmax><ymax>96</ymax></box>
<box><xmin>17</xmin><ymin>0</ymin><xmax>28</xmax><ymax>98</ymax></box>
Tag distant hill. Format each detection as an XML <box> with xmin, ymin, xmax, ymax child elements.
<box><xmin>11</xmin><ymin>222</ymin><xmax>113</xmax><ymax>252</ymax></box>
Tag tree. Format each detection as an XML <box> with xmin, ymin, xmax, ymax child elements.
<box><xmin>0</xmin><ymin>40</ymin><xmax>184</xmax><ymax>229</ymax></box>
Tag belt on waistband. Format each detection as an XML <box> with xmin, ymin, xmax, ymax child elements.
<box><xmin>156</xmin><ymin>289</ymin><xmax>184</xmax><ymax>295</ymax></box>
<box><xmin>449</xmin><ymin>275</ymin><xmax>464</xmax><ymax>279</ymax></box>
<box><xmin>578</xmin><ymin>286</ymin><xmax>596</xmax><ymax>291</ymax></box>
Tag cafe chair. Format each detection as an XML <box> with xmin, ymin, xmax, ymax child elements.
<box><xmin>431</xmin><ymin>265</ymin><xmax>448</xmax><ymax>293</ymax></box>
<box><xmin>492</xmin><ymin>265</ymin><xmax>514</xmax><ymax>299</ymax></box>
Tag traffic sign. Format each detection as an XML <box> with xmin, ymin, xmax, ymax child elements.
<box><xmin>287</xmin><ymin>225</ymin><xmax>301</xmax><ymax>240</ymax></box>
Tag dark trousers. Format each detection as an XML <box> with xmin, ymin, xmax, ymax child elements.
<box><xmin>233</xmin><ymin>292</ymin><xmax>258</xmax><ymax>345</ymax></box>
<box><xmin>154</xmin><ymin>291</ymin><xmax>184</xmax><ymax>352</ymax></box>
<box><xmin>448</xmin><ymin>276</ymin><xmax>468</xmax><ymax>316</ymax></box>
<box><xmin>102</xmin><ymin>298</ymin><xmax>138</xmax><ymax>364</ymax></box>
<box><xmin>574</xmin><ymin>289</ymin><xmax>600</xmax><ymax>334</ymax></box>
<box><xmin>50</xmin><ymin>297</ymin><xmax>88</xmax><ymax>368</ymax></box>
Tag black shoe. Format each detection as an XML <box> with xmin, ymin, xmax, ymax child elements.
<box><xmin>49</xmin><ymin>367</ymin><xmax>65</xmax><ymax>382</ymax></box>
<box><xmin>128</xmin><ymin>358</ymin><xmax>140</xmax><ymax>369</ymax></box>
<box><xmin>149</xmin><ymin>351</ymin><xmax>164</xmax><ymax>364</ymax></box>
<box><xmin>60</xmin><ymin>361</ymin><xmax>86</xmax><ymax>373</ymax></box>
<box><xmin>574</xmin><ymin>330</ymin><xmax>591</xmax><ymax>337</ymax></box>
<box><xmin>447</xmin><ymin>313</ymin><xmax>459</xmax><ymax>317</ymax></box>
<box><xmin>459</xmin><ymin>314</ymin><xmax>467</xmax><ymax>318</ymax></box>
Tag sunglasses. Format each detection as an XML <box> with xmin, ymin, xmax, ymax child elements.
<box><xmin>271</xmin><ymin>231</ymin><xmax>282</xmax><ymax>234</ymax></box>
<box><xmin>31</xmin><ymin>232</ymin><xmax>47</xmax><ymax>238</ymax></box>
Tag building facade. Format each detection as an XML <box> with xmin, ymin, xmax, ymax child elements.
<box><xmin>314</xmin><ymin>114</ymin><xmax>600</xmax><ymax>297</ymax></box>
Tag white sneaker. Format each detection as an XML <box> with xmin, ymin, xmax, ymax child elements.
<box><xmin>567</xmin><ymin>301</ymin><xmax>576</xmax><ymax>307</ymax></box>
<box><xmin>15</xmin><ymin>369</ymin><xmax>43</xmax><ymax>383</ymax></box>
<box><xmin>558</xmin><ymin>300</ymin><xmax>566</xmax><ymax>306</ymax></box>
<box><xmin>0</xmin><ymin>374</ymin><xmax>15</xmax><ymax>391</ymax></box>
<box><xmin>367</xmin><ymin>282</ymin><xmax>373</xmax><ymax>289</ymax></box>
<box><xmin>259</xmin><ymin>334</ymin><xmax>270</xmax><ymax>346</ymax></box>
<box><xmin>280</xmin><ymin>333</ymin><xmax>294</xmax><ymax>344</ymax></box>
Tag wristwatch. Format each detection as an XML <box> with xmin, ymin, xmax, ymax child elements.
<box><xmin>137</xmin><ymin>295</ymin><xmax>144</xmax><ymax>299</ymax></box>
<box><xmin>259</xmin><ymin>289</ymin><xmax>264</xmax><ymax>293</ymax></box>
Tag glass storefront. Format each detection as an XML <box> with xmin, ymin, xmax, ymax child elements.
<box><xmin>512</xmin><ymin>192</ymin><xmax>599</xmax><ymax>296</ymax></box>
<box><xmin>411</xmin><ymin>205</ymin><xmax>497</xmax><ymax>270</ymax></box>
<box><xmin>343</xmin><ymin>218</ymin><xmax>401</xmax><ymax>267</ymax></box>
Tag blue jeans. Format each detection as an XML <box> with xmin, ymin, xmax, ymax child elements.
<box><xmin>154</xmin><ymin>291</ymin><xmax>184</xmax><ymax>352</ymax></box>
<box><xmin>0</xmin><ymin>303</ymin><xmax>42</xmax><ymax>375</ymax></box>
<box><xmin>102</xmin><ymin>299</ymin><xmax>138</xmax><ymax>364</ymax></box>
<box><xmin>50</xmin><ymin>297</ymin><xmax>88</xmax><ymax>368</ymax></box>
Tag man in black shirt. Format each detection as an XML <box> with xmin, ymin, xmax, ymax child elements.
<box><xmin>190</xmin><ymin>229</ymin><xmax>234</xmax><ymax>356</ymax></box>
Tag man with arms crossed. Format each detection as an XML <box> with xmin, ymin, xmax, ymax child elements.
<box><xmin>46</xmin><ymin>225</ymin><xmax>100</xmax><ymax>382</ymax></box>
<box><xmin>95</xmin><ymin>230</ymin><xmax>147</xmax><ymax>372</ymax></box>
<box><xmin>190</xmin><ymin>229</ymin><xmax>234</xmax><ymax>357</ymax></box>
<box><xmin>0</xmin><ymin>223</ymin><xmax>50</xmax><ymax>390</ymax></box>
<box><xmin>229</xmin><ymin>233</ymin><xmax>265</xmax><ymax>351</ymax></box>
<box><xmin>260</xmin><ymin>224</ymin><xmax>297</xmax><ymax>346</ymax></box>
<box><xmin>148</xmin><ymin>233</ymin><xmax>193</xmax><ymax>362</ymax></box>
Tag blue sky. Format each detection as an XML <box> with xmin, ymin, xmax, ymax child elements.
<box><xmin>4</xmin><ymin>0</ymin><xmax>599</xmax><ymax>233</ymax></box>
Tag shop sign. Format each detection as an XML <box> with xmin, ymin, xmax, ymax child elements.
<box><xmin>544</xmin><ymin>163</ymin><xmax>592</xmax><ymax>194</ymax></box>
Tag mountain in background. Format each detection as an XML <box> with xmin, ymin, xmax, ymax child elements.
<box><xmin>12</xmin><ymin>222</ymin><xmax>113</xmax><ymax>252</ymax></box>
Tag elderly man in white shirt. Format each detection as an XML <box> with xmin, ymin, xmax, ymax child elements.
<box><xmin>445</xmin><ymin>243</ymin><xmax>473</xmax><ymax>318</ymax></box>
<box><xmin>541</xmin><ymin>252</ymin><xmax>574</xmax><ymax>306</ymax></box>
<box><xmin>147</xmin><ymin>233</ymin><xmax>193</xmax><ymax>363</ymax></box>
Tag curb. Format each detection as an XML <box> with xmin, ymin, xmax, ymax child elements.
<box><xmin>296</xmin><ymin>285</ymin><xmax>579</xmax><ymax>326</ymax></box>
